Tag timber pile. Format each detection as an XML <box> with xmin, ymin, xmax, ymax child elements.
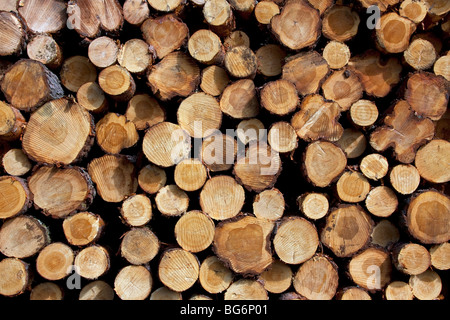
<box><xmin>0</xmin><ymin>0</ymin><xmax>449</xmax><ymax>301</ymax></box>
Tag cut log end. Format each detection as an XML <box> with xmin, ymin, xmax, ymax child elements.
<box><xmin>120</xmin><ymin>194</ymin><xmax>153</xmax><ymax>227</ymax></box>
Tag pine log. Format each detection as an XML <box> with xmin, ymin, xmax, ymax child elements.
<box><xmin>0</xmin><ymin>101</ymin><xmax>25</xmax><ymax>142</ymax></box>
<box><xmin>188</xmin><ymin>29</ymin><xmax>224</xmax><ymax>65</ymax></box>
<box><xmin>223</xmin><ymin>31</ymin><xmax>250</xmax><ymax>51</ymax></box>
<box><xmin>297</xmin><ymin>193</ymin><xmax>329</xmax><ymax>220</ymax></box>
<box><xmin>220</xmin><ymin>79</ymin><xmax>259</xmax><ymax>118</ymax></box>
<box><xmin>268</xmin><ymin>121</ymin><xmax>298</xmax><ymax>154</ymax></box>
<box><xmin>376</xmin><ymin>12</ymin><xmax>416</xmax><ymax>53</ymax></box>
<box><xmin>336</xmin><ymin>171</ymin><xmax>371</xmax><ymax>203</ymax></box>
<box><xmin>0</xmin><ymin>0</ymin><xmax>18</xmax><ymax>12</ymax></box>
<box><xmin>322</xmin><ymin>5</ymin><xmax>360</xmax><ymax>42</ymax></box>
<box><xmin>30</xmin><ymin>282</ymin><xmax>63</xmax><ymax>300</ymax></box>
<box><xmin>120</xmin><ymin>194</ymin><xmax>152</xmax><ymax>227</ymax></box>
<box><xmin>2</xmin><ymin>149</ymin><xmax>32</xmax><ymax>176</ymax></box>
<box><xmin>63</xmin><ymin>211</ymin><xmax>104</xmax><ymax>246</ymax></box>
<box><xmin>358</xmin><ymin>0</ymin><xmax>400</xmax><ymax>12</ymax></box>
<box><xmin>76</xmin><ymin>82</ymin><xmax>109</xmax><ymax>114</ymax></box>
<box><xmin>147</xmin><ymin>0</ymin><xmax>184</xmax><ymax>12</ymax></box>
<box><xmin>1</xmin><ymin>59</ymin><xmax>64</xmax><ymax>111</ymax></box>
<box><xmin>149</xmin><ymin>287</ymin><xmax>182</xmax><ymax>300</ymax></box>
<box><xmin>255</xmin><ymin>44</ymin><xmax>285</xmax><ymax>77</ymax></box>
<box><xmin>336</xmin><ymin>128</ymin><xmax>367</xmax><ymax>159</ymax></box>
<box><xmin>28</xmin><ymin>165</ymin><xmax>95</xmax><ymax>219</ymax></box>
<box><xmin>201</xmin><ymin>133</ymin><xmax>237</xmax><ymax>172</ymax></box>
<box><xmin>96</xmin><ymin>113</ymin><xmax>139</xmax><ymax>154</ymax></box>
<box><xmin>433</xmin><ymin>54</ymin><xmax>450</xmax><ymax>81</ymax></box>
<box><xmin>88</xmin><ymin>36</ymin><xmax>119</xmax><ymax>69</ymax></box>
<box><xmin>259</xmin><ymin>260</ymin><xmax>292</xmax><ymax>294</ymax></box>
<box><xmin>337</xmin><ymin>287</ymin><xmax>372</xmax><ymax>300</ymax></box>
<box><xmin>306</xmin><ymin>0</ymin><xmax>334</xmax><ymax>15</ymax></box>
<box><xmin>270</xmin><ymin>0</ymin><xmax>321</xmax><ymax>50</ymax></box>
<box><xmin>98</xmin><ymin>65</ymin><xmax>136</xmax><ymax>101</ymax></box>
<box><xmin>74</xmin><ymin>245</ymin><xmax>110</xmax><ymax>279</ymax></box>
<box><xmin>60</xmin><ymin>56</ymin><xmax>97</xmax><ymax>93</ymax></box>
<box><xmin>228</xmin><ymin>0</ymin><xmax>255</xmax><ymax>18</ymax></box>
<box><xmin>321</xmin><ymin>205</ymin><xmax>374</xmax><ymax>258</ymax></box>
<box><xmin>138</xmin><ymin>164</ymin><xmax>167</xmax><ymax>194</ymax></box>
<box><xmin>141</xmin><ymin>14</ymin><xmax>188</xmax><ymax>60</ymax></box>
<box><xmin>155</xmin><ymin>184</ymin><xmax>189</xmax><ymax>217</ymax></box>
<box><xmin>0</xmin><ymin>11</ymin><xmax>25</xmax><ymax>56</ymax></box>
<box><xmin>273</xmin><ymin>216</ymin><xmax>319</xmax><ymax>264</ymax></box>
<box><xmin>321</xmin><ymin>69</ymin><xmax>364</xmax><ymax>111</ymax></box>
<box><xmin>125</xmin><ymin>94</ymin><xmax>165</xmax><ymax>130</ymax></box>
<box><xmin>175</xmin><ymin>210</ymin><xmax>215</xmax><ymax>252</ymax></box>
<box><xmin>200</xmin><ymin>65</ymin><xmax>230</xmax><ymax>96</ymax></box>
<box><xmin>392</xmin><ymin>243</ymin><xmax>431</xmax><ymax>275</ymax></box>
<box><xmin>36</xmin><ymin>242</ymin><xmax>74</xmax><ymax>281</ymax></box>
<box><xmin>0</xmin><ymin>215</ymin><xmax>50</xmax><ymax>258</ymax></box>
<box><xmin>236</xmin><ymin>118</ymin><xmax>265</xmax><ymax>145</ymax></box>
<box><xmin>350</xmin><ymin>100</ymin><xmax>379</xmax><ymax>128</ymax></box>
<box><xmin>293</xmin><ymin>254</ymin><xmax>339</xmax><ymax>300</ymax></box>
<box><xmin>27</xmin><ymin>35</ymin><xmax>63</xmax><ymax>69</ymax></box>
<box><xmin>360</xmin><ymin>153</ymin><xmax>388</xmax><ymax>181</ymax></box>
<box><xmin>114</xmin><ymin>265</ymin><xmax>152</xmax><ymax>300</ymax></box>
<box><xmin>174</xmin><ymin>158</ymin><xmax>207</xmax><ymax>192</ymax></box>
<box><xmin>406</xmin><ymin>190</ymin><xmax>450</xmax><ymax>244</ymax></box>
<box><xmin>365</xmin><ymin>186</ymin><xmax>398</xmax><ymax>218</ymax></box>
<box><xmin>224</xmin><ymin>279</ymin><xmax>268</xmax><ymax>300</ymax></box>
<box><xmin>429</xmin><ymin>242</ymin><xmax>450</xmax><ymax>271</ymax></box>
<box><xmin>260</xmin><ymin>79</ymin><xmax>298</xmax><ymax>116</ymax></box>
<box><xmin>409</xmin><ymin>270</ymin><xmax>442</xmax><ymax>300</ymax></box>
<box><xmin>390</xmin><ymin>164</ymin><xmax>421</xmax><ymax>195</ymax></box>
<box><xmin>322</xmin><ymin>41</ymin><xmax>351</xmax><ymax>70</ymax></box>
<box><xmin>123</xmin><ymin>0</ymin><xmax>150</xmax><ymax>26</ymax></box>
<box><xmin>423</xmin><ymin>0</ymin><xmax>450</xmax><ymax>16</ymax></box>
<box><xmin>147</xmin><ymin>52</ymin><xmax>200</xmax><ymax>101</ymax></box>
<box><xmin>252</xmin><ymin>188</ymin><xmax>284</xmax><ymax>221</ymax></box>
<box><xmin>87</xmin><ymin>154</ymin><xmax>138</xmax><ymax>203</ymax></box>
<box><xmin>404</xmin><ymin>39</ymin><xmax>436</xmax><ymax>70</ymax></box>
<box><xmin>370</xmin><ymin>220</ymin><xmax>400</xmax><ymax>249</ymax></box>
<box><xmin>120</xmin><ymin>227</ymin><xmax>160</xmax><ymax>265</ymax></box>
<box><xmin>199</xmin><ymin>256</ymin><xmax>233</xmax><ymax>294</ymax></box>
<box><xmin>18</xmin><ymin>0</ymin><xmax>66</xmax><ymax>34</ymax></box>
<box><xmin>0</xmin><ymin>258</ymin><xmax>30</xmax><ymax>297</ymax></box>
<box><xmin>384</xmin><ymin>281</ymin><xmax>414</xmax><ymax>300</ymax></box>
<box><xmin>79</xmin><ymin>281</ymin><xmax>114</xmax><ymax>300</ymax></box>
<box><xmin>203</xmin><ymin>0</ymin><xmax>235</xmax><ymax>37</ymax></box>
<box><xmin>158</xmin><ymin>248</ymin><xmax>199</xmax><ymax>292</ymax></box>
<box><xmin>254</xmin><ymin>1</ymin><xmax>279</xmax><ymax>25</ymax></box>
<box><xmin>0</xmin><ymin>176</ymin><xmax>32</xmax><ymax>219</ymax></box>
<box><xmin>224</xmin><ymin>45</ymin><xmax>258</xmax><ymax>79</ymax></box>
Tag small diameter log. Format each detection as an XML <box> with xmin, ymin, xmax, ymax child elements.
<box><xmin>141</xmin><ymin>14</ymin><xmax>188</xmax><ymax>59</ymax></box>
<box><xmin>254</xmin><ymin>1</ymin><xmax>280</xmax><ymax>25</ymax></box>
<box><xmin>214</xmin><ymin>215</ymin><xmax>274</xmax><ymax>275</ymax></box>
<box><xmin>155</xmin><ymin>184</ymin><xmax>189</xmax><ymax>217</ymax></box>
<box><xmin>114</xmin><ymin>265</ymin><xmax>152</xmax><ymax>300</ymax></box>
<box><xmin>200</xmin><ymin>175</ymin><xmax>245</xmax><ymax>220</ymax></box>
<box><xmin>336</xmin><ymin>128</ymin><xmax>367</xmax><ymax>159</ymax></box>
<box><xmin>2</xmin><ymin>149</ymin><xmax>32</xmax><ymax>176</ymax></box>
<box><xmin>223</xmin><ymin>31</ymin><xmax>250</xmax><ymax>51</ymax></box>
<box><xmin>348</xmin><ymin>50</ymin><xmax>402</xmax><ymax>98</ymax></box>
<box><xmin>297</xmin><ymin>193</ymin><xmax>329</xmax><ymax>220</ymax></box>
<box><xmin>118</xmin><ymin>39</ymin><xmax>153</xmax><ymax>74</ymax></box>
<box><xmin>36</xmin><ymin>242</ymin><xmax>74</xmax><ymax>281</ymax></box>
<box><xmin>120</xmin><ymin>227</ymin><xmax>160</xmax><ymax>265</ymax></box>
<box><xmin>88</xmin><ymin>36</ymin><xmax>119</xmax><ymax>69</ymax></box>
<box><xmin>150</xmin><ymin>287</ymin><xmax>182</xmax><ymax>300</ymax></box>
<box><xmin>88</xmin><ymin>154</ymin><xmax>138</xmax><ymax>203</ymax></box>
<box><xmin>370</xmin><ymin>100</ymin><xmax>434</xmax><ymax>164</ymax></box>
<box><xmin>177</xmin><ymin>92</ymin><xmax>222</xmax><ymax>138</ymax></box>
<box><xmin>303</xmin><ymin>141</ymin><xmax>347</xmax><ymax>188</ymax></box>
<box><xmin>147</xmin><ymin>52</ymin><xmax>200</xmax><ymax>101</ymax></box>
<box><xmin>234</xmin><ymin>142</ymin><xmax>281</xmax><ymax>192</ymax></box>
<box><xmin>390</xmin><ymin>164</ymin><xmax>421</xmax><ymax>195</ymax></box>
<box><xmin>384</xmin><ymin>281</ymin><xmax>414</xmax><ymax>300</ymax></box>
<box><xmin>123</xmin><ymin>0</ymin><xmax>150</xmax><ymax>26</ymax></box>
<box><xmin>376</xmin><ymin>12</ymin><xmax>416</xmax><ymax>53</ymax></box>
<box><xmin>98</xmin><ymin>65</ymin><xmax>136</xmax><ymax>101</ymax></box>
<box><xmin>126</xmin><ymin>94</ymin><xmax>165</xmax><ymax>130</ymax></box>
<box><xmin>74</xmin><ymin>245</ymin><xmax>110</xmax><ymax>280</ymax></box>
<box><xmin>63</xmin><ymin>212</ymin><xmax>104</xmax><ymax>246</ymax></box>
<box><xmin>337</xmin><ymin>287</ymin><xmax>371</xmax><ymax>300</ymax></box>
<box><xmin>0</xmin><ymin>176</ymin><xmax>31</xmax><ymax>219</ymax></box>
<box><xmin>30</xmin><ymin>282</ymin><xmax>64</xmax><ymax>300</ymax></box>
<box><xmin>199</xmin><ymin>256</ymin><xmax>233</xmax><ymax>294</ymax></box>
<box><xmin>67</xmin><ymin>0</ymin><xmax>123</xmax><ymax>39</ymax></box>
<box><xmin>434</xmin><ymin>55</ymin><xmax>450</xmax><ymax>81</ymax></box>
<box><xmin>291</xmin><ymin>94</ymin><xmax>343</xmax><ymax>142</ymax></box>
<box><xmin>0</xmin><ymin>11</ymin><xmax>25</xmax><ymax>56</ymax></box>
<box><xmin>260</xmin><ymin>79</ymin><xmax>298</xmax><ymax>116</ymax></box>
<box><xmin>253</xmin><ymin>188</ymin><xmax>285</xmax><ymax>221</ymax></box>
<box><xmin>350</xmin><ymin>100</ymin><xmax>379</xmax><ymax>127</ymax></box>
<box><xmin>392</xmin><ymin>243</ymin><xmax>431</xmax><ymax>275</ymax></box>
<box><xmin>236</xmin><ymin>118</ymin><xmax>265</xmax><ymax>146</ymax></box>
<box><xmin>348</xmin><ymin>247</ymin><xmax>392</xmax><ymax>291</ymax></box>
<box><xmin>1</xmin><ymin>59</ymin><xmax>64</xmax><ymax>111</ymax></box>
<box><xmin>200</xmin><ymin>65</ymin><xmax>230</xmax><ymax>96</ymax></box>
<box><xmin>323</xmin><ymin>41</ymin><xmax>351</xmax><ymax>69</ymax></box>
<box><xmin>203</xmin><ymin>0</ymin><xmax>235</xmax><ymax>37</ymax></box>
<box><xmin>273</xmin><ymin>217</ymin><xmax>319</xmax><ymax>265</ymax></box>
<box><xmin>365</xmin><ymin>186</ymin><xmax>398</xmax><ymax>218</ymax></box>
<box><xmin>29</xmin><ymin>166</ymin><xmax>95</xmax><ymax>219</ymax></box>
<box><xmin>321</xmin><ymin>205</ymin><xmax>374</xmax><ymax>258</ymax></box>
<box><xmin>60</xmin><ymin>56</ymin><xmax>97</xmax><ymax>93</ymax></box>
<box><xmin>158</xmin><ymin>248</ymin><xmax>199</xmax><ymax>292</ymax></box>
<box><xmin>201</xmin><ymin>133</ymin><xmax>237</xmax><ymax>172</ymax></box>
<box><xmin>0</xmin><ymin>215</ymin><xmax>49</xmax><ymax>258</ymax></box>
<box><xmin>138</xmin><ymin>164</ymin><xmax>167</xmax><ymax>194</ymax></box>
<box><xmin>96</xmin><ymin>113</ymin><xmax>139</xmax><ymax>154</ymax></box>
<box><xmin>293</xmin><ymin>254</ymin><xmax>339</xmax><ymax>300</ymax></box>
<box><xmin>322</xmin><ymin>5</ymin><xmax>360</xmax><ymax>42</ymax></box>
<box><xmin>371</xmin><ymin>220</ymin><xmax>400</xmax><ymax>249</ymax></box>
<box><xmin>18</xmin><ymin>0</ymin><xmax>66</xmax><ymax>34</ymax></box>
<box><xmin>120</xmin><ymin>194</ymin><xmax>152</xmax><ymax>227</ymax></box>
<box><xmin>143</xmin><ymin>122</ymin><xmax>191</xmax><ymax>168</ymax></box>
<box><xmin>271</xmin><ymin>0</ymin><xmax>321</xmax><ymax>50</ymax></box>
<box><xmin>282</xmin><ymin>51</ymin><xmax>329</xmax><ymax>96</ymax></box>
<box><xmin>360</xmin><ymin>153</ymin><xmax>388</xmax><ymax>181</ymax></box>
<box><xmin>404</xmin><ymin>71</ymin><xmax>448</xmax><ymax>121</ymax></box>
<box><xmin>0</xmin><ymin>258</ymin><xmax>30</xmax><ymax>297</ymax></box>
<box><xmin>404</xmin><ymin>39</ymin><xmax>436</xmax><ymax>70</ymax></box>
<box><xmin>174</xmin><ymin>158</ymin><xmax>207</xmax><ymax>192</ymax></box>
<box><xmin>147</xmin><ymin>0</ymin><xmax>184</xmax><ymax>12</ymax></box>
<box><xmin>27</xmin><ymin>35</ymin><xmax>63</xmax><ymax>69</ymax></box>
<box><xmin>406</xmin><ymin>190</ymin><xmax>450</xmax><ymax>244</ymax></box>
<box><xmin>321</xmin><ymin>69</ymin><xmax>364</xmax><ymax>111</ymax></box>
<box><xmin>409</xmin><ymin>270</ymin><xmax>442</xmax><ymax>300</ymax></box>
<box><xmin>259</xmin><ymin>260</ymin><xmax>292</xmax><ymax>294</ymax></box>
<box><xmin>268</xmin><ymin>121</ymin><xmax>298</xmax><ymax>154</ymax></box>
<box><xmin>175</xmin><ymin>210</ymin><xmax>215</xmax><ymax>252</ymax></box>
<box><xmin>224</xmin><ymin>46</ymin><xmax>258</xmax><ymax>79</ymax></box>
<box><xmin>430</xmin><ymin>242</ymin><xmax>450</xmax><ymax>270</ymax></box>
<box><xmin>79</xmin><ymin>281</ymin><xmax>114</xmax><ymax>300</ymax></box>
<box><xmin>255</xmin><ymin>44</ymin><xmax>286</xmax><ymax>77</ymax></box>
<box><xmin>188</xmin><ymin>29</ymin><xmax>224</xmax><ymax>65</ymax></box>
<box><xmin>224</xmin><ymin>279</ymin><xmax>268</xmax><ymax>300</ymax></box>
<box><xmin>0</xmin><ymin>101</ymin><xmax>25</xmax><ymax>141</ymax></box>
<box><xmin>22</xmin><ymin>98</ymin><xmax>94</xmax><ymax>165</ymax></box>
<box><xmin>220</xmin><ymin>79</ymin><xmax>259</xmax><ymax>118</ymax></box>
<box><xmin>77</xmin><ymin>82</ymin><xmax>108</xmax><ymax>114</ymax></box>
<box><xmin>336</xmin><ymin>171</ymin><xmax>371</xmax><ymax>203</ymax></box>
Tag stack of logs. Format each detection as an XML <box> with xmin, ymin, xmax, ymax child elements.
<box><xmin>0</xmin><ymin>0</ymin><xmax>449</xmax><ymax>301</ymax></box>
